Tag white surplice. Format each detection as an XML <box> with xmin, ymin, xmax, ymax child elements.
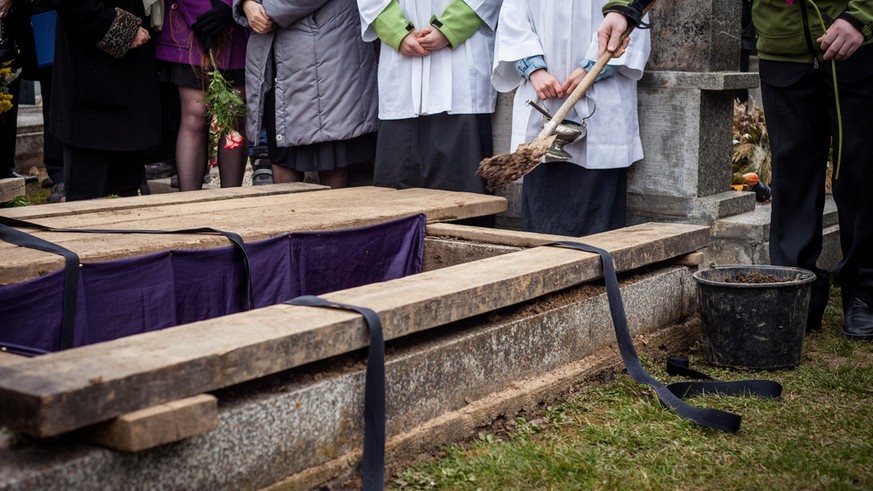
<box><xmin>493</xmin><ymin>0</ymin><xmax>651</xmax><ymax>169</ymax></box>
<box><xmin>358</xmin><ymin>0</ymin><xmax>501</xmax><ymax>120</ymax></box>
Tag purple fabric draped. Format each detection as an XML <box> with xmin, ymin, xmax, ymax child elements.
<box><xmin>0</xmin><ymin>214</ymin><xmax>425</xmax><ymax>355</ymax></box>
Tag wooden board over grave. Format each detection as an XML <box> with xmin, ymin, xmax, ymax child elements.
<box><xmin>0</xmin><ymin>222</ymin><xmax>709</xmax><ymax>437</ymax></box>
<box><xmin>0</xmin><ymin>186</ymin><xmax>507</xmax><ymax>285</ymax></box>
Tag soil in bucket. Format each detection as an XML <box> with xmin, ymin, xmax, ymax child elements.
<box><xmin>693</xmin><ymin>265</ymin><xmax>816</xmax><ymax>370</ymax></box>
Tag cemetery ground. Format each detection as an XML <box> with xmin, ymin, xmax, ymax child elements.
<box><xmin>389</xmin><ymin>287</ymin><xmax>873</xmax><ymax>491</ymax></box>
<box><xmin>6</xmin><ymin>180</ymin><xmax>871</xmax><ymax>491</ymax></box>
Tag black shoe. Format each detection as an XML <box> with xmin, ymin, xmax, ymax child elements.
<box><xmin>46</xmin><ymin>183</ymin><xmax>65</xmax><ymax>203</ymax></box>
<box><xmin>842</xmin><ymin>295</ymin><xmax>873</xmax><ymax>341</ymax></box>
<box><xmin>144</xmin><ymin>160</ymin><xmax>177</xmax><ymax>180</ymax></box>
<box><xmin>2</xmin><ymin>170</ymin><xmax>38</xmax><ymax>184</ymax></box>
<box><xmin>251</xmin><ymin>158</ymin><xmax>273</xmax><ymax>185</ymax></box>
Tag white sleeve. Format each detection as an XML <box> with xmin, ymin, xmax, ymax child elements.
<box><xmin>582</xmin><ymin>13</ymin><xmax>651</xmax><ymax>81</ymax></box>
<box><xmin>463</xmin><ymin>0</ymin><xmax>501</xmax><ymax>31</ymax></box>
<box><xmin>492</xmin><ymin>0</ymin><xmax>544</xmax><ymax>93</ymax></box>
<box><xmin>358</xmin><ymin>0</ymin><xmax>392</xmax><ymax>41</ymax></box>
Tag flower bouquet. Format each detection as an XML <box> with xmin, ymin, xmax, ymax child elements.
<box><xmin>0</xmin><ymin>59</ymin><xmax>21</xmax><ymax>115</ymax></box>
<box><xmin>204</xmin><ymin>50</ymin><xmax>245</xmax><ymax>165</ymax></box>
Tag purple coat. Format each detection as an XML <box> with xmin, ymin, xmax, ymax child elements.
<box><xmin>155</xmin><ymin>0</ymin><xmax>249</xmax><ymax>70</ymax></box>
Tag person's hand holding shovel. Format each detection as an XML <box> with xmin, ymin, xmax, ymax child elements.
<box><xmin>597</xmin><ymin>12</ymin><xmax>630</xmax><ymax>57</ymax></box>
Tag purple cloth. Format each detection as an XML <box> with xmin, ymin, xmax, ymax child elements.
<box><xmin>0</xmin><ymin>215</ymin><xmax>425</xmax><ymax>355</ymax></box>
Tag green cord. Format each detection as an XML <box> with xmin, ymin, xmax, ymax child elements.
<box><xmin>805</xmin><ymin>0</ymin><xmax>843</xmax><ymax>179</ymax></box>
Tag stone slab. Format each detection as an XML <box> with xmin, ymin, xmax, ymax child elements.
<box><xmin>640</xmin><ymin>71</ymin><xmax>760</xmax><ymax>91</ymax></box>
<box><xmin>632</xmin><ymin>87</ymin><xmax>734</xmax><ymax>200</ymax></box>
<box><xmin>627</xmin><ymin>190</ymin><xmax>756</xmax><ymax>225</ymax></box>
<box><xmin>0</xmin><ymin>179</ymin><xmax>25</xmax><ymax>204</ymax></box>
<box><xmin>647</xmin><ymin>0</ymin><xmax>742</xmax><ymax>72</ymax></box>
<box><xmin>0</xmin><ymin>265</ymin><xmax>698</xmax><ymax>491</ymax></box>
<box><xmin>708</xmin><ymin>196</ymin><xmax>842</xmax><ymax>270</ymax></box>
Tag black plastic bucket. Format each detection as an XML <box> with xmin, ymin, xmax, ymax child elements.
<box><xmin>693</xmin><ymin>265</ymin><xmax>816</xmax><ymax>369</ymax></box>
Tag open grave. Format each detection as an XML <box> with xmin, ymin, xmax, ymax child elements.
<box><xmin>0</xmin><ymin>185</ymin><xmax>708</xmax><ymax>490</ymax></box>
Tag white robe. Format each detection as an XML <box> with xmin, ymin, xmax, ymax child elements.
<box><xmin>493</xmin><ymin>0</ymin><xmax>651</xmax><ymax>169</ymax></box>
<box><xmin>358</xmin><ymin>0</ymin><xmax>501</xmax><ymax>120</ymax></box>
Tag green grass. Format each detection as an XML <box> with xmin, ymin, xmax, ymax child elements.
<box><xmin>392</xmin><ymin>288</ymin><xmax>873</xmax><ymax>490</ymax></box>
<box><xmin>0</xmin><ymin>181</ymin><xmax>50</xmax><ymax>208</ymax></box>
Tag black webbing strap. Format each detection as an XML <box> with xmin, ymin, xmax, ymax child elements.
<box><xmin>548</xmin><ymin>241</ymin><xmax>782</xmax><ymax>433</ymax></box>
<box><xmin>666</xmin><ymin>355</ymin><xmax>782</xmax><ymax>399</ymax></box>
<box><xmin>284</xmin><ymin>295</ymin><xmax>386</xmax><ymax>491</ymax></box>
<box><xmin>0</xmin><ymin>222</ymin><xmax>80</xmax><ymax>350</ymax></box>
<box><xmin>0</xmin><ymin>215</ymin><xmax>254</xmax><ymax>311</ymax></box>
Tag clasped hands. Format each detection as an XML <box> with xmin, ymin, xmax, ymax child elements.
<box><xmin>242</xmin><ymin>0</ymin><xmax>274</xmax><ymax>34</ymax></box>
<box><xmin>530</xmin><ymin>67</ymin><xmax>598</xmax><ymax>101</ymax></box>
<box><xmin>399</xmin><ymin>28</ymin><xmax>449</xmax><ymax>57</ymax></box>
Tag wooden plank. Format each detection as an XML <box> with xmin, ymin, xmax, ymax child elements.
<box><xmin>670</xmin><ymin>251</ymin><xmax>705</xmax><ymax>267</ymax></box>
<box><xmin>0</xmin><ymin>187</ymin><xmax>507</xmax><ymax>285</ymax></box>
<box><xmin>426</xmin><ymin>224</ymin><xmax>710</xmax><ymax>267</ymax></box>
<box><xmin>0</xmin><ymin>222</ymin><xmax>709</xmax><ymax>437</ymax></box>
<box><xmin>0</xmin><ymin>351</ymin><xmax>26</xmax><ymax>367</ymax></box>
<box><xmin>0</xmin><ymin>177</ymin><xmax>25</xmax><ymax>204</ymax></box>
<box><xmin>77</xmin><ymin>394</ymin><xmax>218</xmax><ymax>452</ymax></box>
<box><xmin>427</xmin><ymin>222</ymin><xmax>623</xmax><ymax>247</ymax></box>
<box><xmin>0</xmin><ymin>182</ymin><xmax>326</xmax><ymax>220</ymax></box>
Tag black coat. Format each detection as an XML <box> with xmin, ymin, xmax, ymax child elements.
<box><xmin>50</xmin><ymin>0</ymin><xmax>160</xmax><ymax>151</ymax></box>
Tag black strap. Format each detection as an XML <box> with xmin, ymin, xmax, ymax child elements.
<box><xmin>0</xmin><ymin>222</ymin><xmax>80</xmax><ymax>350</ymax></box>
<box><xmin>548</xmin><ymin>241</ymin><xmax>782</xmax><ymax>433</ymax></box>
<box><xmin>666</xmin><ymin>355</ymin><xmax>782</xmax><ymax>399</ymax></box>
<box><xmin>284</xmin><ymin>295</ymin><xmax>385</xmax><ymax>491</ymax></box>
<box><xmin>0</xmin><ymin>215</ymin><xmax>254</xmax><ymax>310</ymax></box>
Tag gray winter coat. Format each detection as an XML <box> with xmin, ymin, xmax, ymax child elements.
<box><xmin>234</xmin><ymin>0</ymin><xmax>378</xmax><ymax>147</ymax></box>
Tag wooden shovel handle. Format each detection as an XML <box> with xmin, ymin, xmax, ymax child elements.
<box><xmin>535</xmin><ymin>13</ymin><xmax>645</xmax><ymax>140</ymax></box>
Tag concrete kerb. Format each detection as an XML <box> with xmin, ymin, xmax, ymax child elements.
<box><xmin>0</xmin><ymin>264</ymin><xmax>699</xmax><ymax>491</ymax></box>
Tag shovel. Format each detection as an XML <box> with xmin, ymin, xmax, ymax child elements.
<box><xmin>476</xmin><ymin>4</ymin><xmax>654</xmax><ymax>191</ymax></box>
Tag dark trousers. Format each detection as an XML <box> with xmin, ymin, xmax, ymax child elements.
<box><xmin>63</xmin><ymin>146</ymin><xmax>144</xmax><ymax>201</ymax></box>
<box><xmin>37</xmin><ymin>66</ymin><xmax>64</xmax><ymax>184</ymax></box>
<box><xmin>522</xmin><ymin>162</ymin><xmax>627</xmax><ymax>237</ymax></box>
<box><xmin>760</xmin><ymin>45</ymin><xmax>873</xmax><ymax>327</ymax></box>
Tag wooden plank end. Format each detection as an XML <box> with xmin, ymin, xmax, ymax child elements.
<box><xmin>77</xmin><ymin>394</ymin><xmax>218</xmax><ymax>452</ymax></box>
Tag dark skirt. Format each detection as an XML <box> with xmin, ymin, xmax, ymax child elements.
<box><xmin>522</xmin><ymin>161</ymin><xmax>628</xmax><ymax>237</ymax></box>
<box><xmin>157</xmin><ymin>62</ymin><xmax>245</xmax><ymax>89</ymax></box>
<box><xmin>373</xmin><ymin>113</ymin><xmax>492</xmax><ymax>194</ymax></box>
<box><xmin>264</xmin><ymin>87</ymin><xmax>376</xmax><ymax>172</ymax></box>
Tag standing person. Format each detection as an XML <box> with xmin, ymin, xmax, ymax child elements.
<box><xmin>155</xmin><ymin>0</ymin><xmax>248</xmax><ymax>191</ymax></box>
<box><xmin>358</xmin><ymin>0</ymin><xmax>501</xmax><ymax>195</ymax></box>
<box><xmin>751</xmin><ymin>0</ymin><xmax>873</xmax><ymax>340</ymax></box>
<box><xmin>0</xmin><ymin>0</ymin><xmax>35</xmax><ymax>184</ymax></box>
<box><xmin>493</xmin><ymin>0</ymin><xmax>650</xmax><ymax>236</ymax></box>
<box><xmin>235</xmin><ymin>0</ymin><xmax>378</xmax><ymax>189</ymax></box>
<box><xmin>51</xmin><ymin>0</ymin><xmax>160</xmax><ymax>201</ymax></box>
<box><xmin>8</xmin><ymin>0</ymin><xmax>65</xmax><ymax>200</ymax></box>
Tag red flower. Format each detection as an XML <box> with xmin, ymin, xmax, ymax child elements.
<box><xmin>224</xmin><ymin>130</ymin><xmax>244</xmax><ymax>150</ymax></box>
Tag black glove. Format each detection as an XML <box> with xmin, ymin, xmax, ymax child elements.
<box><xmin>604</xmin><ymin>0</ymin><xmax>653</xmax><ymax>28</ymax></box>
<box><xmin>192</xmin><ymin>1</ymin><xmax>233</xmax><ymax>53</ymax></box>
